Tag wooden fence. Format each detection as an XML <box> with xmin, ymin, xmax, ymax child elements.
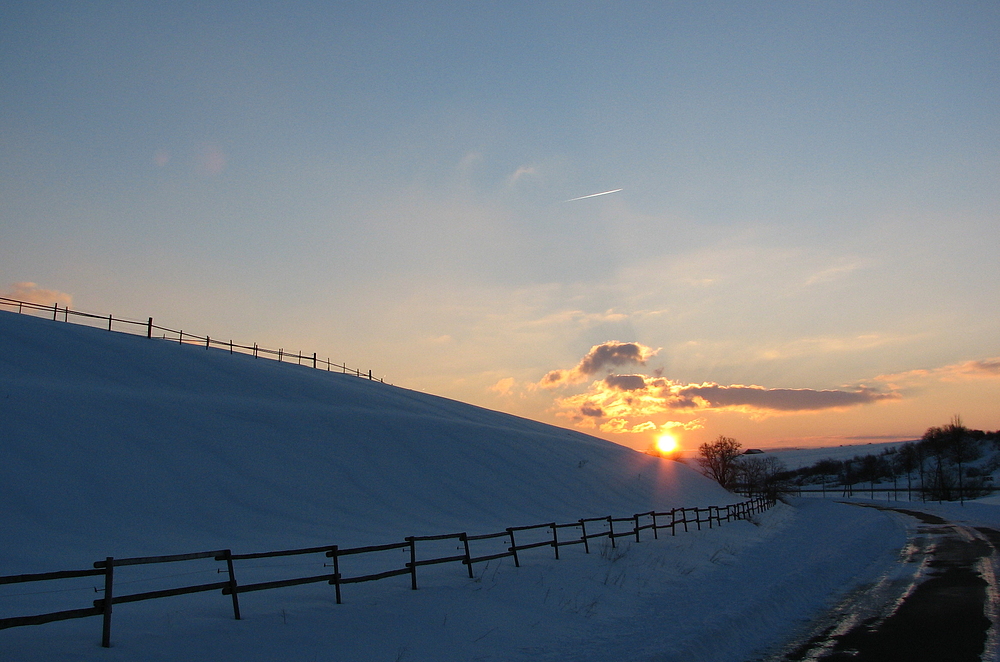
<box><xmin>0</xmin><ymin>296</ymin><xmax>387</xmax><ymax>383</ymax></box>
<box><xmin>0</xmin><ymin>496</ymin><xmax>773</xmax><ymax>648</ymax></box>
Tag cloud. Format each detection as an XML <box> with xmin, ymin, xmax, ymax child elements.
<box><xmin>672</xmin><ymin>383</ymin><xmax>895</xmax><ymax>411</ymax></box>
<box><xmin>804</xmin><ymin>261</ymin><xmax>862</xmax><ymax>286</ymax></box>
<box><xmin>507</xmin><ymin>164</ymin><xmax>538</xmax><ymax>185</ymax></box>
<box><xmin>539</xmin><ymin>341</ymin><xmax>659</xmax><ymax>389</ymax></box>
<box><xmin>489</xmin><ymin>377</ymin><xmax>516</xmax><ymax>397</ymax></box>
<box><xmin>877</xmin><ymin>357</ymin><xmax>1000</xmax><ymax>385</ymax></box>
<box><xmin>2</xmin><ymin>282</ymin><xmax>73</xmax><ymax>307</ymax></box>
<box><xmin>553</xmin><ymin>374</ymin><xmax>898</xmax><ymax>425</ymax></box>
<box><xmin>604</xmin><ymin>374</ymin><xmax>648</xmax><ymax>391</ymax></box>
<box><xmin>595</xmin><ymin>416</ymin><xmax>705</xmax><ymax>436</ymax></box>
<box><xmin>660</xmin><ymin>419</ymin><xmax>706</xmax><ymax>431</ymax></box>
<box><xmin>966</xmin><ymin>359</ymin><xmax>1000</xmax><ymax>376</ymax></box>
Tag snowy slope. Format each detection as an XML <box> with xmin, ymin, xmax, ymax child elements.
<box><xmin>0</xmin><ymin>309</ymin><xmax>735</xmax><ymax>570</ymax></box>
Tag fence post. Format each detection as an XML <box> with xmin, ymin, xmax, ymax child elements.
<box><xmin>313</xmin><ymin>352</ymin><xmax>317</xmax><ymax>369</ymax></box>
<box><xmin>278</xmin><ymin>349</ymin><xmax>282</xmax><ymax>362</ymax></box>
<box><xmin>407</xmin><ymin>537</ymin><xmax>417</xmax><ymax>590</ymax></box>
<box><xmin>179</xmin><ymin>331</ymin><xmax>183</xmax><ymax>344</ymax></box>
<box><xmin>331</xmin><ymin>546</ymin><xmax>342</xmax><ymax>604</ymax></box>
<box><xmin>461</xmin><ymin>533</ymin><xmax>474</xmax><ymax>578</ymax></box>
<box><xmin>108</xmin><ymin>314</ymin><xmax>112</xmax><ymax>332</ymax></box>
<box><xmin>53</xmin><ymin>302</ymin><xmax>58</xmax><ymax>321</ymax></box>
<box><xmin>101</xmin><ymin>557</ymin><xmax>114</xmax><ymax>648</ymax></box>
<box><xmin>206</xmin><ymin>336</ymin><xmax>210</xmax><ymax>349</ymax></box>
<box><xmin>651</xmin><ymin>512</ymin><xmax>659</xmax><ymax>539</ymax></box>
<box><xmin>368</xmin><ymin>370</ymin><xmax>372</xmax><ymax>380</ymax></box>
<box><xmin>607</xmin><ymin>516</ymin><xmax>616</xmax><ymax>548</ymax></box>
<box><xmin>579</xmin><ymin>519</ymin><xmax>590</xmax><ymax>553</ymax></box>
<box><xmin>633</xmin><ymin>514</ymin><xmax>641</xmax><ymax>542</ymax></box>
<box><xmin>550</xmin><ymin>523</ymin><xmax>560</xmax><ymax>560</ymax></box>
<box><xmin>507</xmin><ymin>528</ymin><xmax>520</xmax><ymax>567</ymax></box>
<box><xmin>222</xmin><ymin>550</ymin><xmax>241</xmax><ymax>620</ymax></box>
<box><xmin>229</xmin><ymin>340</ymin><xmax>233</xmax><ymax>355</ymax></box>
<box><xmin>147</xmin><ymin>317</ymin><xmax>153</xmax><ymax>338</ymax></box>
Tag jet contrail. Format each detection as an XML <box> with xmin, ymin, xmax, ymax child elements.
<box><xmin>564</xmin><ymin>188</ymin><xmax>623</xmax><ymax>202</ymax></box>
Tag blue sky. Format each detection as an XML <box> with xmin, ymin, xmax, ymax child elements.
<box><xmin>3</xmin><ymin>1</ymin><xmax>999</xmax><ymax>451</ymax></box>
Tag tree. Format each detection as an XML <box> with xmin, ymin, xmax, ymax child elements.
<box><xmin>739</xmin><ymin>455</ymin><xmax>789</xmax><ymax>498</ymax></box>
<box><xmin>895</xmin><ymin>442</ymin><xmax>921</xmax><ymax>500</ymax></box>
<box><xmin>922</xmin><ymin>425</ymin><xmax>952</xmax><ymax>501</ymax></box>
<box><xmin>697</xmin><ymin>436</ymin><xmax>743</xmax><ymax>490</ymax></box>
<box><xmin>737</xmin><ymin>456</ymin><xmax>767</xmax><ymax>497</ymax></box>
<box><xmin>944</xmin><ymin>415</ymin><xmax>979</xmax><ymax>503</ymax></box>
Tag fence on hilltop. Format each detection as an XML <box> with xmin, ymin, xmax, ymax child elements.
<box><xmin>0</xmin><ymin>296</ymin><xmax>388</xmax><ymax>384</ymax></box>
<box><xmin>0</xmin><ymin>496</ymin><xmax>774</xmax><ymax>649</ymax></box>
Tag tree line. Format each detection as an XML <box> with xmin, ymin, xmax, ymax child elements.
<box><xmin>694</xmin><ymin>417</ymin><xmax>1000</xmax><ymax>502</ymax></box>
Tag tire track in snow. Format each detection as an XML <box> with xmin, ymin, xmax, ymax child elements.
<box><xmin>765</xmin><ymin>505</ymin><xmax>999</xmax><ymax>662</ymax></box>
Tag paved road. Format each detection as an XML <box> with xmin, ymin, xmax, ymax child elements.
<box><xmin>764</xmin><ymin>505</ymin><xmax>999</xmax><ymax>662</ymax></box>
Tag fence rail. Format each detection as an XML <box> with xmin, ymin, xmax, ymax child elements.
<box><xmin>0</xmin><ymin>496</ymin><xmax>773</xmax><ymax>648</ymax></box>
<box><xmin>0</xmin><ymin>296</ymin><xmax>387</xmax><ymax>384</ymax></box>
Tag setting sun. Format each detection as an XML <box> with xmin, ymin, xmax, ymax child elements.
<box><xmin>655</xmin><ymin>433</ymin><xmax>679</xmax><ymax>455</ymax></box>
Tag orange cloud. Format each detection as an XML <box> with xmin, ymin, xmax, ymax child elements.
<box><xmin>554</xmin><ymin>374</ymin><xmax>898</xmax><ymax>425</ymax></box>
<box><xmin>539</xmin><ymin>341</ymin><xmax>659</xmax><ymax>389</ymax></box>
<box><xmin>2</xmin><ymin>282</ymin><xmax>73</xmax><ymax>307</ymax></box>
<box><xmin>489</xmin><ymin>377</ymin><xmax>516</xmax><ymax>397</ymax></box>
<box><xmin>877</xmin><ymin>358</ymin><xmax>1000</xmax><ymax>386</ymax></box>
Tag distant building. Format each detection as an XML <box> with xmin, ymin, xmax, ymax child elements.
<box><xmin>743</xmin><ymin>448</ymin><xmax>764</xmax><ymax>455</ymax></box>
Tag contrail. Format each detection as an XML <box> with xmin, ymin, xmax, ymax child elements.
<box><xmin>564</xmin><ymin>188</ymin><xmax>623</xmax><ymax>203</ymax></box>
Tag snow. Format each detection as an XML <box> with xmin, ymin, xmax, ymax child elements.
<box><xmin>2</xmin><ymin>309</ymin><xmax>997</xmax><ymax>661</ymax></box>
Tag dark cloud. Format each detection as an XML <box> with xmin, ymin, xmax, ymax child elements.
<box><xmin>538</xmin><ymin>341</ymin><xmax>659</xmax><ymax>388</ymax></box>
<box><xmin>580</xmin><ymin>404</ymin><xmax>604</xmax><ymax>417</ymax></box>
<box><xmin>540</xmin><ymin>370</ymin><xmax>567</xmax><ymax>386</ymax></box>
<box><xmin>969</xmin><ymin>359</ymin><xmax>1000</xmax><ymax>375</ymax></box>
<box><xmin>671</xmin><ymin>384</ymin><xmax>896</xmax><ymax>412</ymax></box>
<box><xmin>577</xmin><ymin>342</ymin><xmax>657</xmax><ymax>375</ymax></box>
<box><xmin>604</xmin><ymin>374</ymin><xmax>648</xmax><ymax>391</ymax></box>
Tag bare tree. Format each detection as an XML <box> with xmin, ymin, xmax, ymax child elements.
<box><xmin>738</xmin><ymin>456</ymin><xmax>767</xmax><ymax>497</ymax></box>
<box><xmin>739</xmin><ymin>455</ymin><xmax>789</xmax><ymax>498</ymax></box>
<box><xmin>945</xmin><ymin>415</ymin><xmax>979</xmax><ymax>503</ymax></box>
<box><xmin>697</xmin><ymin>436</ymin><xmax>743</xmax><ymax>490</ymax></box>
<box><xmin>895</xmin><ymin>442</ymin><xmax>920</xmax><ymax>500</ymax></box>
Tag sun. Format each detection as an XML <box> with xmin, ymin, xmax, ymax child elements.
<box><xmin>655</xmin><ymin>433</ymin><xmax>678</xmax><ymax>455</ymax></box>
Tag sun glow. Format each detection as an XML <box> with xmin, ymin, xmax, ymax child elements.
<box><xmin>655</xmin><ymin>433</ymin><xmax>678</xmax><ymax>455</ymax></box>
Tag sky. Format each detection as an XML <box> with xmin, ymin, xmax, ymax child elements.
<box><xmin>2</xmin><ymin>1</ymin><xmax>999</xmax><ymax>453</ymax></box>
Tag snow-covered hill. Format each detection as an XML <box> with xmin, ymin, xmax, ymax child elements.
<box><xmin>3</xmin><ymin>310</ymin><xmax>968</xmax><ymax>662</ymax></box>
<box><xmin>0</xmin><ymin>309</ymin><xmax>734</xmax><ymax>571</ymax></box>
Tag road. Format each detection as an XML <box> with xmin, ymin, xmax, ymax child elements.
<box><xmin>762</xmin><ymin>504</ymin><xmax>999</xmax><ymax>662</ymax></box>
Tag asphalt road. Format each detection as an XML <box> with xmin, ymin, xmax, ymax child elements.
<box><xmin>763</xmin><ymin>504</ymin><xmax>999</xmax><ymax>662</ymax></box>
